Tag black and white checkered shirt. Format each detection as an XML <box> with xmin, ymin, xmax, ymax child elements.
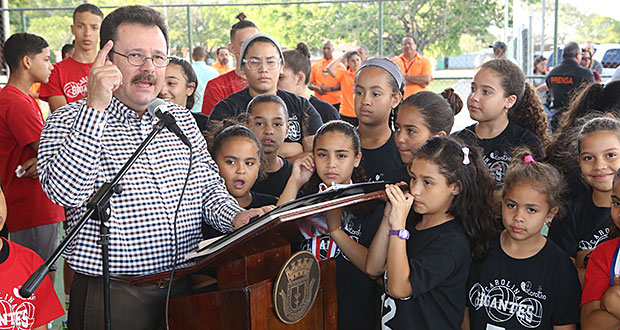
<box><xmin>38</xmin><ymin>97</ymin><xmax>242</xmax><ymax>276</ymax></box>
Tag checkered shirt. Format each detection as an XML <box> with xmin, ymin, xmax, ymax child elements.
<box><xmin>38</xmin><ymin>97</ymin><xmax>243</xmax><ymax>276</ymax></box>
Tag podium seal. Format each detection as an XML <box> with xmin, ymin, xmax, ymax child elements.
<box><xmin>273</xmin><ymin>251</ymin><xmax>321</xmax><ymax>324</ymax></box>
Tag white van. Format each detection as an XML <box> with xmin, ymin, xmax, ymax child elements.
<box><xmin>592</xmin><ymin>43</ymin><xmax>620</xmax><ymax>77</ymax></box>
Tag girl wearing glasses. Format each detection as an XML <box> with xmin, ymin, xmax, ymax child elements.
<box><xmin>208</xmin><ymin>33</ymin><xmax>323</xmax><ymax>160</ymax></box>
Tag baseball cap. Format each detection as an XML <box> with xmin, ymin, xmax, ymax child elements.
<box><xmin>490</xmin><ymin>41</ymin><xmax>507</xmax><ymax>50</ymax></box>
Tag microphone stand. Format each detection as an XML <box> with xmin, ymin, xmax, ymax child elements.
<box><xmin>21</xmin><ymin>119</ymin><xmax>168</xmax><ymax>330</ymax></box>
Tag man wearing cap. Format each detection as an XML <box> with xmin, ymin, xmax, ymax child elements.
<box><xmin>392</xmin><ymin>36</ymin><xmax>432</xmax><ymax>98</ymax></box>
<box><xmin>491</xmin><ymin>41</ymin><xmax>508</xmax><ymax>59</ymax></box>
<box><xmin>309</xmin><ymin>40</ymin><xmax>346</xmax><ymax>109</ymax></box>
<box><xmin>546</xmin><ymin>42</ymin><xmax>594</xmax><ymax>130</ymax></box>
<box><xmin>209</xmin><ymin>33</ymin><xmax>323</xmax><ymax>158</ymax></box>
<box><xmin>37</xmin><ymin>6</ymin><xmax>270</xmax><ymax>329</ymax></box>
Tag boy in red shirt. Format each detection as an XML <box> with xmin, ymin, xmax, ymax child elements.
<box><xmin>39</xmin><ymin>3</ymin><xmax>103</xmax><ymax>112</ymax></box>
<box><xmin>0</xmin><ymin>33</ymin><xmax>65</xmax><ymax>286</ymax></box>
<box><xmin>0</xmin><ymin>179</ymin><xmax>64</xmax><ymax>329</ymax></box>
<box><xmin>201</xmin><ymin>14</ymin><xmax>258</xmax><ymax>115</ymax></box>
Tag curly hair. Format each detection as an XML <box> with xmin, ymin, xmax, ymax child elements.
<box><xmin>481</xmin><ymin>59</ymin><xmax>551</xmax><ymax>147</ymax></box>
<box><xmin>415</xmin><ymin>136</ymin><xmax>497</xmax><ymax>262</ymax></box>
<box><xmin>555</xmin><ymin>81</ymin><xmax>620</xmax><ymax>137</ymax></box>
<box><xmin>440</xmin><ymin>88</ymin><xmax>463</xmax><ymax>118</ymax></box>
<box><xmin>504</xmin><ymin>147</ymin><xmax>564</xmax><ymax>212</ymax></box>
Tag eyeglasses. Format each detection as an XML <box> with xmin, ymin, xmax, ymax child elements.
<box><xmin>582</xmin><ymin>56</ymin><xmax>592</xmax><ymax>60</ymax></box>
<box><xmin>111</xmin><ymin>50</ymin><xmax>169</xmax><ymax>68</ymax></box>
<box><xmin>242</xmin><ymin>58</ymin><xmax>282</xmax><ymax>71</ymax></box>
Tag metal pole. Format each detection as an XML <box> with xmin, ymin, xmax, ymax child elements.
<box><xmin>187</xmin><ymin>5</ymin><xmax>193</xmax><ymax>62</ymax></box>
<box><xmin>378</xmin><ymin>0</ymin><xmax>384</xmax><ymax>56</ymax></box>
<box><xmin>541</xmin><ymin>0</ymin><xmax>545</xmax><ymax>53</ymax></box>
<box><xmin>21</xmin><ymin>10</ymin><xmax>26</xmax><ymax>32</ymax></box>
<box><xmin>2</xmin><ymin>0</ymin><xmax>9</xmax><ymax>36</ymax></box>
<box><xmin>503</xmin><ymin>0</ymin><xmax>508</xmax><ymax>42</ymax></box>
<box><xmin>552</xmin><ymin>0</ymin><xmax>558</xmax><ymax>65</ymax></box>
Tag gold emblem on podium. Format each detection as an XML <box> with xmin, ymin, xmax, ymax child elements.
<box><xmin>273</xmin><ymin>251</ymin><xmax>321</xmax><ymax>324</ymax></box>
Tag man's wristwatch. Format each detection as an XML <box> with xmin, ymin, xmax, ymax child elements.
<box><xmin>388</xmin><ymin>229</ymin><xmax>410</xmax><ymax>240</ymax></box>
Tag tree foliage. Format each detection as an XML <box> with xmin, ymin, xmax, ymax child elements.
<box><xmin>7</xmin><ymin>0</ymin><xmax>617</xmax><ymax>63</ymax></box>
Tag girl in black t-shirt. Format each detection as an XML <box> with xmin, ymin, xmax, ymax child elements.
<box><xmin>209</xmin><ymin>125</ymin><xmax>277</xmax><ymax>209</ymax></box>
<box><xmin>366</xmin><ymin>136</ymin><xmax>496</xmax><ymax>329</ymax></box>
<box><xmin>465</xmin><ymin>149</ymin><xmax>580</xmax><ymax>330</ymax></box>
<box><xmin>389</xmin><ymin>89</ymin><xmax>462</xmax><ymax>182</ymax></box>
<box><xmin>278</xmin><ymin>121</ymin><xmax>383</xmax><ymax>329</ymax></box>
<box><xmin>549</xmin><ymin>117</ymin><xmax>620</xmax><ymax>285</ymax></box>
<box><xmin>354</xmin><ymin>58</ymin><xmax>404</xmax><ymax>182</ymax></box>
<box><xmin>454</xmin><ymin>59</ymin><xmax>549</xmax><ymax>186</ymax></box>
<box><xmin>246</xmin><ymin>94</ymin><xmax>293</xmax><ymax>198</ymax></box>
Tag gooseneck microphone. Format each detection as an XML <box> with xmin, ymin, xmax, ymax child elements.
<box><xmin>147</xmin><ymin>98</ymin><xmax>191</xmax><ymax>147</ymax></box>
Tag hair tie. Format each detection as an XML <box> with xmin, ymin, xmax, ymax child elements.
<box><xmin>524</xmin><ymin>155</ymin><xmax>535</xmax><ymax>163</ymax></box>
<box><xmin>462</xmin><ymin>146</ymin><xmax>470</xmax><ymax>165</ymax></box>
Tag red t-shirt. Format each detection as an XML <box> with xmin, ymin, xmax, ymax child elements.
<box><xmin>201</xmin><ymin>70</ymin><xmax>247</xmax><ymax>115</ymax></box>
<box><xmin>582</xmin><ymin>237</ymin><xmax>620</xmax><ymax>306</ymax></box>
<box><xmin>0</xmin><ymin>238</ymin><xmax>64</xmax><ymax>329</ymax></box>
<box><xmin>0</xmin><ymin>86</ymin><xmax>64</xmax><ymax>232</ymax></box>
<box><xmin>39</xmin><ymin>57</ymin><xmax>93</xmax><ymax>103</ymax></box>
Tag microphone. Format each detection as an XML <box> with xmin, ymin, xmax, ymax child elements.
<box><xmin>147</xmin><ymin>98</ymin><xmax>191</xmax><ymax>147</ymax></box>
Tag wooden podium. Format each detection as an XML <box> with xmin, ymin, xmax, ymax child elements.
<box><xmin>133</xmin><ymin>182</ymin><xmax>389</xmax><ymax>330</ymax></box>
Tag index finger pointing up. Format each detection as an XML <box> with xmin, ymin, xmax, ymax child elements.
<box><xmin>93</xmin><ymin>40</ymin><xmax>114</xmax><ymax>67</ymax></box>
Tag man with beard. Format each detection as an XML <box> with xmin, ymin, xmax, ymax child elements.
<box><xmin>37</xmin><ymin>6</ymin><xmax>270</xmax><ymax>330</ymax></box>
<box><xmin>211</xmin><ymin>46</ymin><xmax>234</xmax><ymax>75</ymax></box>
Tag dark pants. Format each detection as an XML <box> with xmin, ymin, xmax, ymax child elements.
<box><xmin>68</xmin><ymin>272</ymin><xmax>190</xmax><ymax>330</ymax></box>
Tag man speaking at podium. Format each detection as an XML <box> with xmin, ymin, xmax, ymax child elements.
<box><xmin>37</xmin><ymin>6</ymin><xmax>268</xmax><ymax>330</ymax></box>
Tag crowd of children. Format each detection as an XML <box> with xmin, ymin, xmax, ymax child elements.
<box><xmin>3</xmin><ymin>5</ymin><xmax>620</xmax><ymax>330</ymax></box>
<box><xmin>199</xmin><ymin>49</ymin><xmax>620</xmax><ymax>329</ymax></box>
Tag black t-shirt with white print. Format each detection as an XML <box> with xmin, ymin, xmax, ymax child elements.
<box><xmin>467</xmin><ymin>232</ymin><xmax>581</xmax><ymax>330</ymax></box>
<box><xmin>381</xmin><ymin>218</ymin><xmax>470</xmax><ymax>329</ymax></box>
<box><xmin>361</xmin><ymin>132</ymin><xmax>404</xmax><ymax>182</ymax></box>
<box><xmin>454</xmin><ymin>121</ymin><xmax>543</xmax><ymax>186</ymax></box>
<box><xmin>299</xmin><ymin>203</ymin><xmax>384</xmax><ymax>330</ymax></box>
<box><xmin>252</xmin><ymin>157</ymin><xmax>293</xmax><ymax>198</ymax></box>
<box><xmin>548</xmin><ymin>191</ymin><xmax>611</xmax><ymax>257</ymax></box>
<box><xmin>208</xmin><ymin>88</ymin><xmax>323</xmax><ymax>143</ymax></box>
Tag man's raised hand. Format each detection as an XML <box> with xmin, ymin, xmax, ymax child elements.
<box><xmin>86</xmin><ymin>40</ymin><xmax>123</xmax><ymax>112</ymax></box>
